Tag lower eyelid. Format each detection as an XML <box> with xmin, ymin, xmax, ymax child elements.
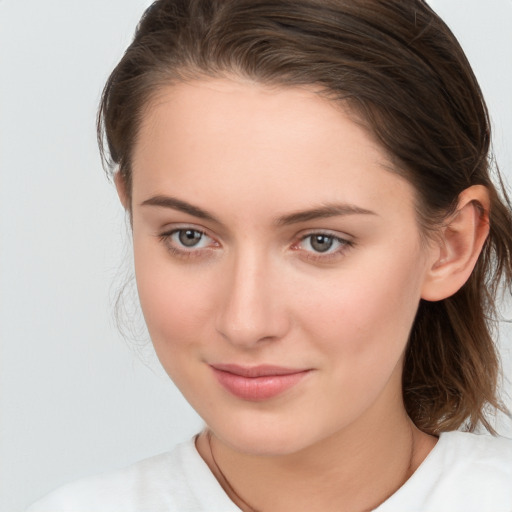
<box><xmin>157</xmin><ymin>228</ymin><xmax>220</xmax><ymax>257</ymax></box>
<box><xmin>293</xmin><ymin>234</ymin><xmax>354</xmax><ymax>260</ymax></box>
<box><xmin>299</xmin><ymin>233</ymin><xmax>351</xmax><ymax>247</ymax></box>
<box><xmin>157</xmin><ymin>228</ymin><xmax>352</xmax><ymax>260</ymax></box>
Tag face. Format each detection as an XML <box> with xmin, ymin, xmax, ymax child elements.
<box><xmin>128</xmin><ymin>78</ymin><xmax>436</xmax><ymax>456</ymax></box>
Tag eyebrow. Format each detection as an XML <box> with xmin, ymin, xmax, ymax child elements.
<box><xmin>140</xmin><ymin>195</ymin><xmax>377</xmax><ymax>225</ymax></box>
<box><xmin>141</xmin><ymin>195</ymin><xmax>219</xmax><ymax>222</ymax></box>
<box><xmin>275</xmin><ymin>203</ymin><xmax>377</xmax><ymax>226</ymax></box>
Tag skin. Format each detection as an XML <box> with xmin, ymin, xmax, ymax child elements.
<box><xmin>120</xmin><ymin>77</ymin><xmax>490</xmax><ymax>512</ymax></box>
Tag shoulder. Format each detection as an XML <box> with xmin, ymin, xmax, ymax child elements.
<box><xmin>26</xmin><ymin>448</ymin><xmax>182</xmax><ymax>512</ymax></box>
<box><xmin>25</xmin><ymin>438</ymin><xmax>237</xmax><ymax>512</ymax></box>
<box><xmin>377</xmin><ymin>431</ymin><xmax>512</xmax><ymax>512</ymax></box>
<box><xmin>438</xmin><ymin>430</ymin><xmax>512</xmax><ymax>475</ymax></box>
<box><xmin>428</xmin><ymin>431</ymin><xmax>512</xmax><ymax>510</ymax></box>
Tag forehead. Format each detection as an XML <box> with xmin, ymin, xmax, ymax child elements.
<box><xmin>131</xmin><ymin>78</ymin><xmax>417</xmax><ymax>220</ymax></box>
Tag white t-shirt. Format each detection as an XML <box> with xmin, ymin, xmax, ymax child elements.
<box><xmin>27</xmin><ymin>431</ymin><xmax>512</xmax><ymax>512</ymax></box>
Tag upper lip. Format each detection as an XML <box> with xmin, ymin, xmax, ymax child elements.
<box><xmin>210</xmin><ymin>364</ymin><xmax>310</xmax><ymax>378</ymax></box>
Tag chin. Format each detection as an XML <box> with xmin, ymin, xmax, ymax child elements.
<box><xmin>208</xmin><ymin>412</ymin><xmax>335</xmax><ymax>457</ymax></box>
<box><xmin>223</xmin><ymin>431</ymin><xmax>306</xmax><ymax>457</ymax></box>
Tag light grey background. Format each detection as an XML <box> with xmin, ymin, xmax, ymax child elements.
<box><xmin>1</xmin><ymin>1</ymin><xmax>511</xmax><ymax>511</ymax></box>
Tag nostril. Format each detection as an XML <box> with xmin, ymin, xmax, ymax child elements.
<box><xmin>214</xmin><ymin>254</ymin><xmax>291</xmax><ymax>347</ymax></box>
<box><xmin>215</xmin><ymin>295</ymin><xmax>290</xmax><ymax>348</ymax></box>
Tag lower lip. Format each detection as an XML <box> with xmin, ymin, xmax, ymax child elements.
<box><xmin>211</xmin><ymin>368</ymin><xmax>310</xmax><ymax>401</ymax></box>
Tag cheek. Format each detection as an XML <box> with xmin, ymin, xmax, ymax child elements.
<box><xmin>133</xmin><ymin>243</ymin><xmax>216</xmax><ymax>357</ymax></box>
<box><xmin>299</xmin><ymin>246</ymin><xmax>425</xmax><ymax>374</ymax></box>
<box><xmin>292</xmin><ymin>251</ymin><xmax>426</xmax><ymax>432</ymax></box>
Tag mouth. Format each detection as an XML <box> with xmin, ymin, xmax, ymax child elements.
<box><xmin>209</xmin><ymin>364</ymin><xmax>312</xmax><ymax>401</ymax></box>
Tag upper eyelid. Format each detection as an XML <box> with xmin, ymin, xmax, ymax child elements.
<box><xmin>157</xmin><ymin>218</ymin><xmax>352</xmax><ymax>236</ymax></box>
<box><xmin>159</xmin><ymin>224</ymin><xmax>215</xmax><ymax>239</ymax></box>
<box><xmin>158</xmin><ymin>228</ymin><xmax>218</xmax><ymax>256</ymax></box>
<box><xmin>157</xmin><ymin>224</ymin><xmax>353</xmax><ymax>246</ymax></box>
<box><xmin>296</xmin><ymin>233</ymin><xmax>351</xmax><ymax>249</ymax></box>
<box><xmin>294</xmin><ymin>232</ymin><xmax>354</xmax><ymax>260</ymax></box>
<box><xmin>162</xmin><ymin>228</ymin><xmax>214</xmax><ymax>242</ymax></box>
<box><xmin>296</xmin><ymin>228</ymin><xmax>353</xmax><ymax>242</ymax></box>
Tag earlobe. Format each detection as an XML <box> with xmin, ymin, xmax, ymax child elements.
<box><xmin>114</xmin><ymin>171</ymin><xmax>130</xmax><ymax>210</ymax></box>
<box><xmin>421</xmin><ymin>185</ymin><xmax>490</xmax><ymax>302</ymax></box>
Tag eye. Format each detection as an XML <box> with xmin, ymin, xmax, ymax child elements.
<box><xmin>294</xmin><ymin>232</ymin><xmax>353</xmax><ymax>260</ymax></box>
<box><xmin>306</xmin><ymin>234</ymin><xmax>337</xmax><ymax>253</ymax></box>
<box><xmin>174</xmin><ymin>229</ymin><xmax>206</xmax><ymax>248</ymax></box>
<box><xmin>158</xmin><ymin>227</ymin><xmax>218</xmax><ymax>257</ymax></box>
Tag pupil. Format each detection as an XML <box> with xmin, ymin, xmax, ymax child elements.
<box><xmin>311</xmin><ymin>235</ymin><xmax>333</xmax><ymax>252</ymax></box>
<box><xmin>179</xmin><ymin>230</ymin><xmax>202</xmax><ymax>247</ymax></box>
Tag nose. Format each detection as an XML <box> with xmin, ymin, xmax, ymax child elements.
<box><xmin>215</xmin><ymin>248</ymin><xmax>291</xmax><ymax>348</ymax></box>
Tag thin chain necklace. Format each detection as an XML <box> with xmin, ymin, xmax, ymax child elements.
<box><xmin>206</xmin><ymin>430</ymin><xmax>260</xmax><ymax>512</ymax></box>
<box><xmin>205</xmin><ymin>426</ymin><xmax>416</xmax><ymax>512</ymax></box>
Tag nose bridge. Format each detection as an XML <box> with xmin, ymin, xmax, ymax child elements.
<box><xmin>216</xmin><ymin>242</ymin><xmax>288</xmax><ymax>347</ymax></box>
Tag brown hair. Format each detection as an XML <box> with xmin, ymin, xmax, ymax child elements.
<box><xmin>98</xmin><ymin>0</ymin><xmax>512</xmax><ymax>435</ymax></box>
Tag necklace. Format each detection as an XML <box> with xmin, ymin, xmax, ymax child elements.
<box><xmin>206</xmin><ymin>430</ymin><xmax>260</xmax><ymax>512</ymax></box>
<box><xmin>205</xmin><ymin>425</ymin><xmax>417</xmax><ymax>512</ymax></box>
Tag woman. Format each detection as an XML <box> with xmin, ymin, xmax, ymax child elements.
<box><xmin>28</xmin><ymin>0</ymin><xmax>512</xmax><ymax>511</ymax></box>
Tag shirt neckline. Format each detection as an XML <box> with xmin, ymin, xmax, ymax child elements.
<box><xmin>184</xmin><ymin>431</ymin><xmax>451</xmax><ymax>512</ymax></box>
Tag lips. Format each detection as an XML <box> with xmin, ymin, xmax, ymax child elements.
<box><xmin>210</xmin><ymin>364</ymin><xmax>311</xmax><ymax>401</ymax></box>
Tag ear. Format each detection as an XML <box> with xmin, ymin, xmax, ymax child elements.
<box><xmin>421</xmin><ymin>185</ymin><xmax>490</xmax><ymax>302</ymax></box>
<box><xmin>114</xmin><ymin>170</ymin><xmax>130</xmax><ymax>210</ymax></box>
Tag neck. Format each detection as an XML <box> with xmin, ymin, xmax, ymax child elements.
<box><xmin>197</xmin><ymin>409</ymin><xmax>436</xmax><ymax>512</ymax></box>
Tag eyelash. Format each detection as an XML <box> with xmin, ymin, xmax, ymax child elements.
<box><xmin>157</xmin><ymin>228</ymin><xmax>354</xmax><ymax>262</ymax></box>
<box><xmin>158</xmin><ymin>228</ymin><xmax>217</xmax><ymax>259</ymax></box>
<box><xmin>293</xmin><ymin>232</ymin><xmax>354</xmax><ymax>262</ymax></box>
